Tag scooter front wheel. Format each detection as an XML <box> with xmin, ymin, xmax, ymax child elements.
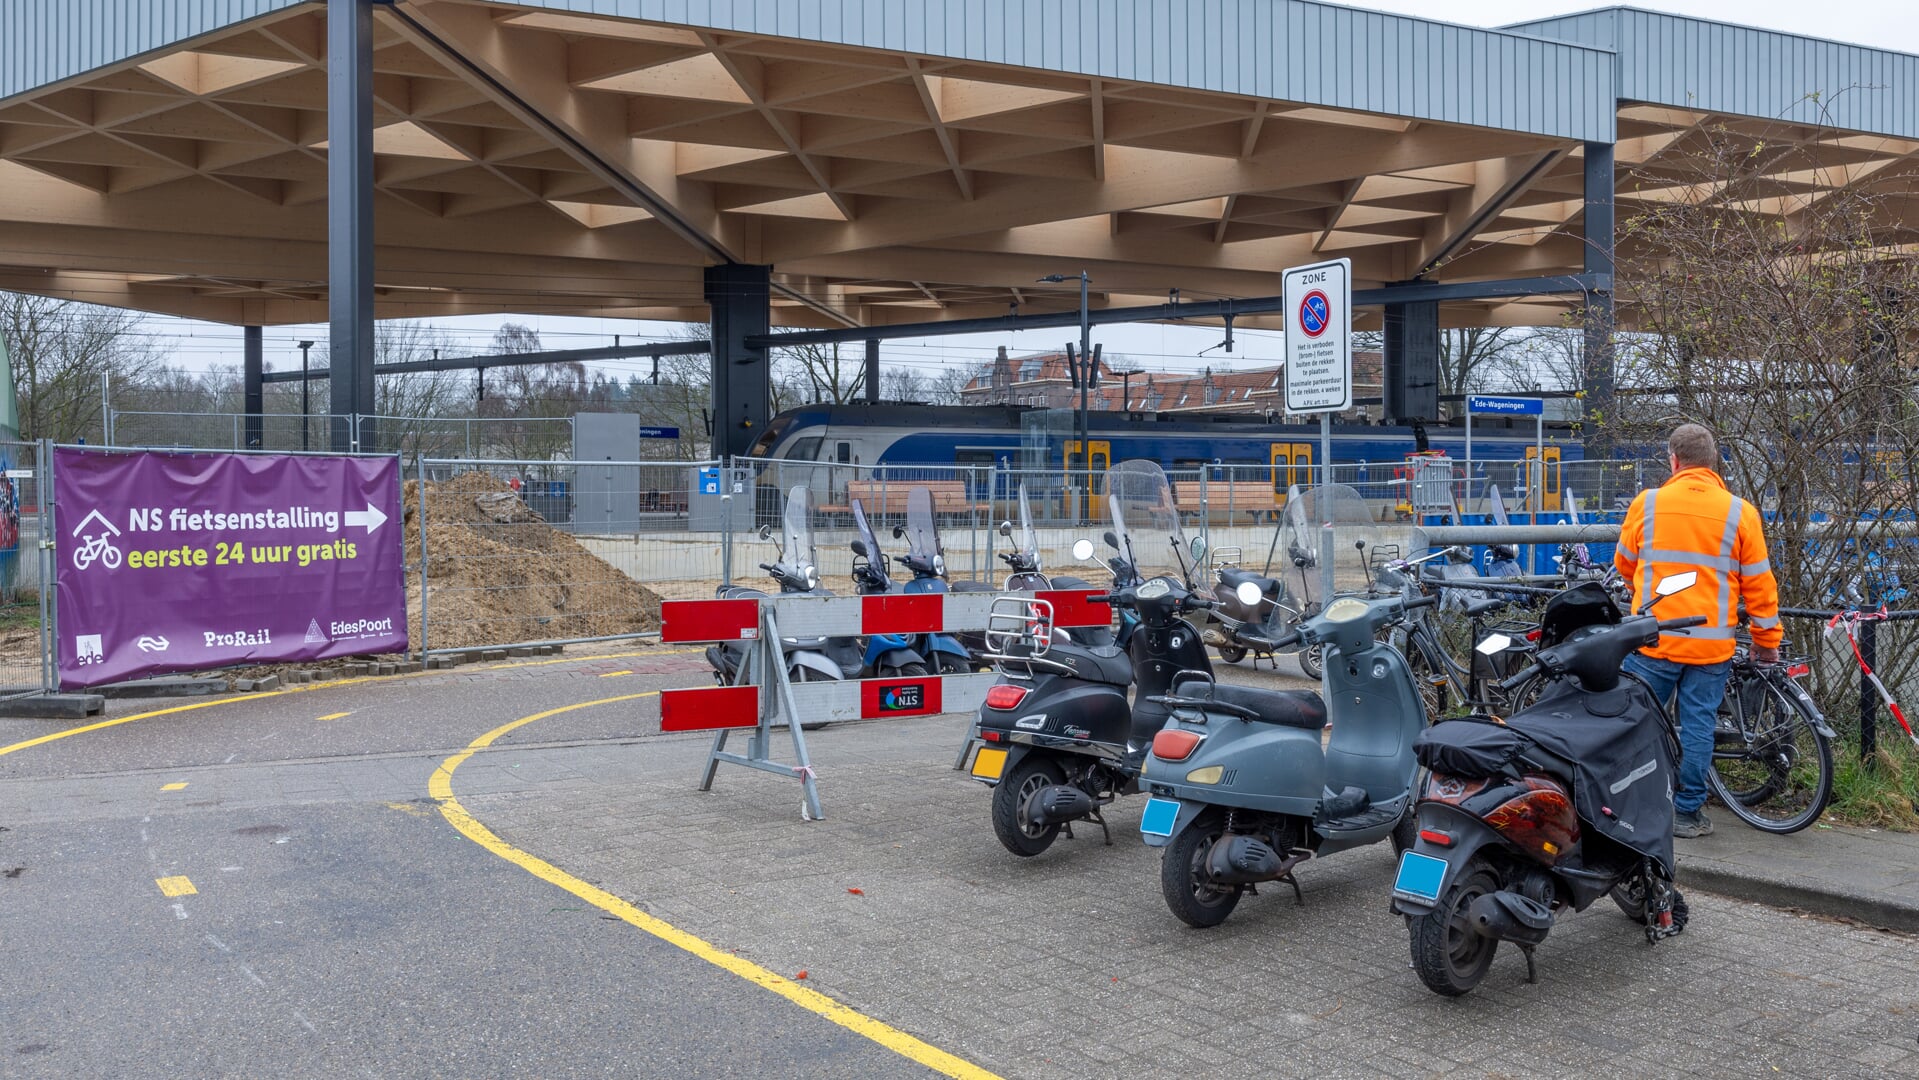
<box><xmin>1298</xmin><ymin>643</ymin><xmax>1323</xmax><ymax>681</ymax></box>
<box><xmin>1215</xmin><ymin>644</ymin><xmax>1248</xmax><ymax>665</ymax></box>
<box><xmin>1409</xmin><ymin>859</ymin><xmax>1500</xmax><ymax>996</ymax></box>
<box><xmin>1160</xmin><ymin>821</ymin><xmax>1241</xmax><ymax>928</ymax></box>
<box><xmin>991</xmin><ymin>756</ymin><xmax>1065</xmax><ymax>857</ymax></box>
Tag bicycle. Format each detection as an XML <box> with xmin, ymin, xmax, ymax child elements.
<box><xmin>1704</xmin><ymin>638</ymin><xmax>1836</xmax><ymax>835</ymax></box>
<box><xmin>1374</xmin><ymin>549</ymin><xmax>1534</xmax><ymax>719</ymax></box>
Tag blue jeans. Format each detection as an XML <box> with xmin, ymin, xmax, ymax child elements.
<box><xmin>1622</xmin><ymin>653</ymin><xmax>1730</xmax><ymax>814</ymax></box>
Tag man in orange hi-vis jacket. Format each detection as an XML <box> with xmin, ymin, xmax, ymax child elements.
<box><xmin>1616</xmin><ymin>423</ymin><xmax>1782</xmax><ymax>838</ymax></box>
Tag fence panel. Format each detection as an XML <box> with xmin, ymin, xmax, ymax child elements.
<box><xmin>414</xmin><ymin>457</ymin><xmax>717</xmax><ymax>652</ymax></box>
<box><xmin>0</xmin><ymin>441</ymin><xmax>48</xmax><ymax>697</ymax></box>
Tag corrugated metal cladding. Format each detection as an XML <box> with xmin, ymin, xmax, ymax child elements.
<box><xmin>0</xmin><ymin>0</ymin><xmax>308</xmax><ymax>103</ymax></box>
<box><xmin>514</xmin><ymin>0</ymin><xmax>1617</xmax><ymax>141</ymax></box>
<box><xmin>1509</xmin><ymin>7</ymin><xmax>1919</xmax><ymax>139</ymax></box>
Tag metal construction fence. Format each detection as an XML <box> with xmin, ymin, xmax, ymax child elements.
<box><xmin>12</xmin><ymin>433</ymin><xmax>1919</xmax><ymax>752</ymax></box>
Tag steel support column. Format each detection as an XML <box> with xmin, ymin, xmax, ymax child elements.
<box><xmin>327</xmin><ymin>0</ymin><xmax>376</xmax><ymax>452</ymax></box>
<box><xmin>243</xmin><ymin>326</ymin><xmax>264</xmax><ymax>449</ymax></box>
<box><xmin>864</xmin><ymin>339</ymin><xmax>880</xmax><ymax>404</ymax></box>
<box><xmin>706</xmin><ymin>264</ymin><xmax>771</xmax><ymax>458</ymax></box>
<box><xmin>1383</xmin><ymin>293</ymin><xmax>1439</xmax><ymax>423</ymax></box>
<box><xmin>1582</xmin><ymin>141</ymin><xmax>1617</xmax><ymax>455</ymax></box>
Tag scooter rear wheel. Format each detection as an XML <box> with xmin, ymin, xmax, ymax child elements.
<box><xmin>1160</xmin><ymin>822</ymin><xmax>1241</xmax><ymax>928</ymax></box>
<box><xmin>991</xmin><ymin>756</ymin><xmax>1066</xmax><ymax>857</ymax></box>
<box><xmin>1215</xmin><ymin>644</ymin><xmax>1248</xmax><ymax>665</ymax></box>
<box><xmin>1410</xmin><ymin>860</ymin><xmax>1500</xmax><ymax>996</ymax></box>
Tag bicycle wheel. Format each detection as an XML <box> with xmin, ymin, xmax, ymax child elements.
<box><xmin>1401</xmin><ymin>631</ymin><xmax>1457</xmax><ymax>721</ymax></box>
<box><xmin>1706</xmin><ymin>673</ymin><xmax>1834</xmax><ymax>834</ymax></box>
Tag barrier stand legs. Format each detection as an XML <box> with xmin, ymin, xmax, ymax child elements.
<box><xmin>699</xmin><ymin>607</ymin><xmax>825</xmax><ymax>821</ymax></box>
<box><xmin>951</xmin><ymin>721</ymin><xmax>980</xmax><ymax>771</ymax></box>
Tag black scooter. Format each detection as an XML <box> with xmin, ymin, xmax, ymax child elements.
<box><xmin>969</xmin><ymin>460</ymin><xmax>1211</xmax><ymax>857</ymax></box>
<box><xmin>1392</xmin><ymin>572</ymin><xmax>1705</xmax><ymax>995</ymax></box>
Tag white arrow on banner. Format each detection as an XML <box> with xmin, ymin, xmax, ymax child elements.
<box><xmin>344</xmin><ymin>505</ymin><xmax>388</xmax><ymax>534</ymax></box>
<box><xmin>136</xmin><ymin>635</ymin><xmax>170</xmax><ymax>653</ymax></box>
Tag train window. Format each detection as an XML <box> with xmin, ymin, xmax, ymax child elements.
<box><xmin>788</xmin><ymin>436</ymin><xmax>822</xmax><ymax>462</ymax></box>
<box><xmin>836</xmin><ymin>441</ymin><xmax>852</xmax><ymax>464</ymax></box>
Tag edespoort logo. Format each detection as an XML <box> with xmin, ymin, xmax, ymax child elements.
<box><xmin>330</xmin><ymin>617</ymin><xmax>395</xmax><ymax>637</ymax></box>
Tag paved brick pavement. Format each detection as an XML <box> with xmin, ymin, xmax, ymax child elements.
<box><xmin>460</xmin><ymin>713</ymin><xmax>1919</xmax><ymax>1079</ymax></box>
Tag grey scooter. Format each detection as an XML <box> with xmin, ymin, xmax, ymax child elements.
<box><xmin>1137</xmin><ymin>588</ymin><xmax>1439</xmax><ymax>927</ymax></box>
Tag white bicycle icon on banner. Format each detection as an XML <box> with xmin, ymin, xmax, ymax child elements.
<box><xmin>73</xmin><ymin>533</ymin><xmax>123</xmax><ymax>570</ymax></box>
<box><xmin>70</xmin><ymin>508</ymin><xmax>124</xmax><ymax>571</ymax></box>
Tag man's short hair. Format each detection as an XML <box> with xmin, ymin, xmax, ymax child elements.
<box><xmin>1668</xmin><ymin>423</ymin><xmax>1718</xmax><ymax>470</ymax></box>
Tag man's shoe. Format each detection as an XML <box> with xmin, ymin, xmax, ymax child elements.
<box><xmin>1674</xmin><ymin>809</ymin><xmax>1714</xmax><ymax>838</ymax></box>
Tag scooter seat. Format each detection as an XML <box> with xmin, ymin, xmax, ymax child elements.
<box><xmin>1172</xmin><ymin>676</ymin><xmax>1326</xmax><ymax>730</ymax></box>
<box><xmin>1218</xmin><ymin>567</ymin><xmax>1278</xmax><ymax>594</ymax></box>
<box><xmin>949</xmin><ymin>579</ymin><xmax>997</xmax><ymax>594</ymax></box>
<box><xmin>1049</xmin><ymin>574</ymin><xmax>1096</xmax><ymax>590</ymax></box>
<box><xmin>1048</xmin><ymin>642</ymin><xmax>1133</xmax><ymax>686</ymax></box>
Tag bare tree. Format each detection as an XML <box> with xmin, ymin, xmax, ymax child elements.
<box><xmin>0</xmin><ymin>292</ymin><xmax>163</xmax><ymax>442</ymax></box>
<box><xmin>1354</xmin><ymin>326</ymin><xmax>1524</xmax><ymax>417</ymax></box>
<box><xmin>1611</xmin><ymin>118</ymin><xmax>1919</xmax><ymax>727</ymax></box>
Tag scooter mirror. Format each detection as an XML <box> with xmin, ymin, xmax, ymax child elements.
<box><xmin>1655</xmin><ymin>570</ymin><xmax>1698</xmax><ymax>597</ymax></box>
<box><xmin>892</xmin><ymin>525</ymin><xmax>905</xmax><ymax>539</ymax></box>
<box><xmin>998</xmin><ymin>521</ymin><xmax>1013</xmax><ymax>538</ymax></box>
<box><xmin>1190</xmin><ymin>536</ymin><xmax>1208</xmax><ymax>562</ymax></box>
<box><xmin>756</xmin><ymin>524</ymin><xmax>774</xmax><ymax>541</ymax></box>
<box><xmin>1072</xmin><ymin>538</ymin><xmax>1095</xmax><ymax>561</ymax></box>
<box><xmin>850</xmin><ymin>539</ymin><xmax>869</xmax><ymax>558</ymax></box>
<box><xmin>1103</xmin><ymin>530</ymin><xmax>1121</xmax><ymax>550</ymax></box>
<box><xmin>1476</xmin><ymin>633</ymin><xmax>1514</xmax><ymax>655</ymax></box>
<box><xmin>1237</xmin><ymin>581</ymin><xmax>1263</xmax><ymax>606</ymax></box>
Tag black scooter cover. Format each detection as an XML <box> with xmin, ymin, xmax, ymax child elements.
<box><xmin>1502</xmin><ymin>678</ymin><xmax>1676</xmax><ymax>876</ymax></box>
<box><xmin>1414</xmin><ymin>720</ymin><xmax>1525</xmax><ymax>778</ymax></box>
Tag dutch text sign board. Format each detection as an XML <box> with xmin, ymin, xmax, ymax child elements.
<box><xmin>1283</xmin><ymin>257</ymin><xmax>1352</xmax><ymax>413</ymax></box>
<box><xmin>55</xmin><ymin>449</ymin><xmax>407</xmax><ymax>688</ymax></box>
<box><xmin>1467</xmin><ymin>395</ymin><xmax>1544</xmax><ymax>416</ymax></box>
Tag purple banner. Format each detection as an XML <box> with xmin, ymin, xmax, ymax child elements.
<box><xmin>55</xmin><ymin>449</ymin><xmax>406</xmax><ymax>688</ymax></box>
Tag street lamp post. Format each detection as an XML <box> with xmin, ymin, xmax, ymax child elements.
<box><xmin>298</xmin><ymin>340</ymin><xmax>315</xmax><ymax>451</ymax></box>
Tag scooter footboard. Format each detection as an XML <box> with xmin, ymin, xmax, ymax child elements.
<box><xmin>1390</xmin><ymin>802</ymin><xmax>1508</xmax><ymax>917</ymax></box>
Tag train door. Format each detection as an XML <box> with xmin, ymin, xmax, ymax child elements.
<box><xmin>1523</xmin><ymin>446</ymin><xmax>1562</xmax><ymax>511</ymax></box>
<box><xmin>1064</xmin><ymin>440</ymin><xmax>1111</xmax><ymax>520</ymax></box>
<box><xmin>1269</xmin><ymin>443</ymin><xmax>1313</xmax><ymax>512</ymax></box>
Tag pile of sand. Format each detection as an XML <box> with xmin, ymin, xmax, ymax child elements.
<box><xmin>404</xmin><ymin>472</ymin><xmax>663</xmax><ymax>649</ymax></box>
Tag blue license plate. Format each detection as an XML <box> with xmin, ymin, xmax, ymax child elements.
<box><xmin>1393</xmin><ymin>851</ymin><xmax>1449</xmax><ymax>904</ymax></box>
<box><xmin>1140</xmin><ymin>796</ymin><xmax>1180</xmax><ymax>838</ymax></box>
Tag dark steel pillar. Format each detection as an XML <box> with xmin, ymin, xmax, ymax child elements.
<box><xmin>1582</xmin><ymin>140</ymin><xmax>1617</xmax><ymax>456</ymax></box>
<box><xmin>705</xmin><ymin>264</ymin><xmax>771</xmax><ymax>458</ymax></box>
<box><xmin>1383</xmin><ymin>294</ymin><xmax>1439</xmax><ymax>423</ymax></box>
<box><xmin>243</xmin><ymin>326</ymin><xmax>264</xmax><ymax>449</ymax></box>
<box><xmin>864</xmin><ymin>339</ymin><xmax>880</xmax><ymax>403</ymax></box>
<box><xmin>328</xmin><ymin>0</ymin><xmax>376</xmax><ymax>452</ymax></box>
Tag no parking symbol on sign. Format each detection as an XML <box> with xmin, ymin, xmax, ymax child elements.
<box><xmin>1283</xmin><ymin>258</ymin><xmax>1352</xmax><ymax>413</ymax></box>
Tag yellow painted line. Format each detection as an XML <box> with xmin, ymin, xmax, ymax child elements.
<box><xmin>0</xmin><ymin>696</ymin><xmax>274</xmax><ymax>759</ymax></box>
<box><xmin>156</xmin><ymin>875</ymin><xmax>197</xmax><ymax>898</ymax></box>
<box><xmin>161</xmin><ymin>782</ymin><xmax>189</xmax><ymax>792</ymax></box>
<box><xmin>431</xmin><ymin>695</ymin><xmax>998</xmax><ymax>1080</ymax></box>
<box><xmin>598</xmin><ymin>670</ymin><xmax>634</xmax><ymax>678</ymax></box>
<box><xmin>316</xmin><ymin>712</ymin><xmax>353</xmax><ymax>722</ymax></box>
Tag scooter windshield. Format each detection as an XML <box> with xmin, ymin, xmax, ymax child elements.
<box><xmin>852</xmin><ymin>498</ymin><xmax>886</xmax><ymax>568</ymax></box>
<box><xmin>1106</xmin><ymin>460</ymin><xmax>1187</xmax><ymax>581</ymax></box>
<box><xmin>781</xmin><ymin>485</ymin><xmax>818</xmax><ymax>580</ymax></box>
<box><xmin>1015</xmin><ymin>483</ymin><xmax>1041</xmax><ymax>561</ymax></box>
<box><xmin>1281</xmin><ymin>483</ymin><xmax>1376</xmax><ymax>604</ymax></box>
<box><xmin>904</xmin><ymin>486</ymin><xmax>940</xmax><ymax>561</ymax></box>
<box><xmin>1488</xmin><ymin>484</ymin><xmax>1512</xmax><ymax>527</ymax></box>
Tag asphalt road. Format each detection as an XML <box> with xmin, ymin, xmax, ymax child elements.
<box><xmin>0</xmin><ymin>645</ymin><xmax>939</xmax><ymax>1079</ymax></box>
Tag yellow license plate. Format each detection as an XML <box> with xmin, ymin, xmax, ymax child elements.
<box><xmin>970</xmin><ymin>746</ymin><xmax>1008</xmax><ymax>780</ymax></box>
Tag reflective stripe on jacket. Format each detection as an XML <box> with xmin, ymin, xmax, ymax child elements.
<box><xmin>1614</xmin><ymin>467</ymin><xmax>1782</xmax><ymax>664</ymax></box>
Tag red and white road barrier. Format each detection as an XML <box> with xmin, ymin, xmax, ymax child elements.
<box><xmin>658</xmin><ymin>588</ymin><xmax>1110</xmax><ymax>819</ymax></box>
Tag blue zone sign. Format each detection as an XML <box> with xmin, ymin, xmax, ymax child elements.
<box><xmin>1467</xmin><ymin>395</ymin><xmax>1544</xmax><ymax>416</ymax></box>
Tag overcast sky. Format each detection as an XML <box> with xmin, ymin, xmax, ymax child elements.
<box><xmin>130</xmin><ymin>0</ymin><xmax>1918</xmax><ymax>389</ymax></box>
